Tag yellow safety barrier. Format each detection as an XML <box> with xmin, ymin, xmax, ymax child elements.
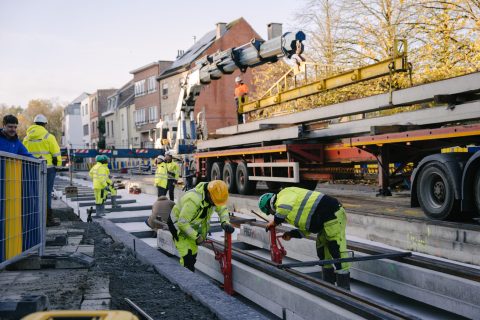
<box><xmin>22</xmin><ymin>310</ymin><xmax>139</xmax><ymax>320</ymax></box>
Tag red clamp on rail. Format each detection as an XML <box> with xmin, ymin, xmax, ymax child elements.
<box><xmin>269</xmin><ymin>227</ymin><xmax>287</xmax><ymax>264</ymax></box>
<box><xmin>205</xmin><ymin>232</ymin><xmax>233</xmax><ymax>295</ymax></box>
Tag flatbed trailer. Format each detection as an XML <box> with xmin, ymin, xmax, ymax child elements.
<box><xmin>193</xmin><ymin>72</ymin><xmax>480</xmax><ymax>220</ymax></box>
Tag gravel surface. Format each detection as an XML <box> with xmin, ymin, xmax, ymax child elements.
<box><xmin>54</xmin><ymin>203</ymin><xmax>216</xmax><ymax>320</ymax></box>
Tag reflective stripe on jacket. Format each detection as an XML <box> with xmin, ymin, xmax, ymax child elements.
<box><xmin>166</xmin><ymin>161</ymin><xmax>180</xmax><ymax>180</ymax></box>
<box><xmin>89</xmin><ymin>163</ymin><xmax>111</xmax><ymax>189</ymax></box>
<box><xmin>154</xmin><ymin>162</ymin><xmax>168</xmax><ymax>188</ymax></box>
<box><xmin>274</xmin><ymin>187</ymin><xmax>324</xmax><ymax>233</ymax></box>
<box><xmin>23</xmin><ymin>125</ymin><xmax>61</xmax><ymax>166</ymax></box>
<box><xmin>170</xmin><ymin>182</ymin><xmax>229</xmax><ymax>240</ymax></box>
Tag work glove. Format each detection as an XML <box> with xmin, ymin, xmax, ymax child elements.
<box><xmin>282</xmin><ymin>229</ymin><xmax>303</xmax><ymax>240</ymax></box>
<box><xmin>195</xmin><ymin>235</ymin><xmax>205</xmax><ymax>245</ymax></box>
<box><xmin>282</xmin><ymin>232</ymin><xmax>292</xmax><ymax>241</ymax></box>
<box><xmin>221</xmin><ymin>222</ymin><xmax>235</xmax><ymax>234</ymax></box>
<box><xmin>265</xmin><ymin>220</ymin><xmax>276</xmax><ymax>232</ymax></box>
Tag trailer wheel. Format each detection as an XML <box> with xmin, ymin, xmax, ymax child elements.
<box><xmin>417</xmin><ymin>163</ymin><xmax>458</xmax><ymax>220</ymax></box>
<box><xmin>299</xmin><ymin>180</ymin><xmax>318</xmax><ymax>190</ymax></box>
<box><xmin>236</xmin><ymin>162</ymin><xmax>256</xmax><ymax>195</ymax></box>
<box><xmin>223</xmin><ymin>163</ymin><xmax>238</xmax><ymax>193</ymax></box>
<box><xmin>474</xmin><ymin>170</ymin><xmax>480</xmax><ymax>215</ymax></box>
<box><xmin>210</xmin><ymin>162</ymin><xmax>224</xmax><ymax>181</ymax></box>
<box><xmin>190</xmin><ymin>161</ymin><xmax>198</xmax><ymax>187</ymax></box>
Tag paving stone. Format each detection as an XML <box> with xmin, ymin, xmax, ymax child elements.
<box><xmin>0</xmin><ymin>294</ymin><xmax>49</xmax><ymax>319</ymax></box>
<box><xmin>80</xmin><ymin>299</ymin><xmax>110</xmax><ymax>310</ymax></box>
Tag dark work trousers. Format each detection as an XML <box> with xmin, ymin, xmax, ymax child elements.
<box><xmin>46</xmin><ymin>167</ymin><xmax>56</xmax><ymax>209</ymax></box>
<box><xmin>157</xmin><ymin>186</ymin><xmax>167</xmax><ymax>197</ymax></box>
<box><xmin>167</xmin><ymin>179</ymin><xmax>175</xmax><ymax>201</ymax></box>
<box><xmin>183</xmin><ymin>250</ymin><xmax>197</xmax><ymax>272</ymax></box>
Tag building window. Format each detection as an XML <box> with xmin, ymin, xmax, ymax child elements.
<box><xmin>135</xmin><ymin>80</ymin><xmax>146</xmax><ymax>97</ymax></box>
<box><xmin>121</xmin><ymin>114</ymin><xmax>125</xmax><ymax>131</ymax></box>
<box><xmin>149</xmin><ymin>106</ymin><xmax>157</xmax><ymax>123</ymax></box>
<box><xmin>111</xmin><ymin>121</ymin><xmax>114</xmax><ymax>136</ymax></box>
<box><xmin>162</xmin><ymin>83</ymin><xmax>168</xmax><ymax>97</ymax></box>
<box><xmin>83</xmin><ymin>124</ymin><xmax>89</xmax><ymax>136</ymax></box>
<box><xmin>106</xmin><ymin>121</ymin><xmax>110</xmax><ymax>137</ymax></box>
<box><xmin>135</xmin><ymin>109</ymin><xmax>146</xmax><ymax>125</ymax></box>
<box><xmin>91</xmin><ymin>121</ymin><xmax>95</xmax><ymax>134</ymax></box>
<box><xmin>147</xmin><ymin>76</ymin><xmax>157</xmax><ymax>93</ymax></box>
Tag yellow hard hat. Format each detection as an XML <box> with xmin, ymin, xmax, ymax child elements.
<box><xmin>207</xmin><ymin>180</ymin><xmax>229</xmax><ymax>206</ymax></box>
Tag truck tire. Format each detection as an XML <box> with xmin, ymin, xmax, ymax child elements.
<box><xmin>210</xmin><ymin>162</ymin><xmax>224</xmax><ymax>181</ymax></box>
<box><xmin>223</xmin><ymin>163</ymin><xmax>238</xmax><ymax>193</ymax></box>
<box><xmin>190</xmin><ymin>161</ymin><xmax>199</xmax><ymax>187</ymax></box>
<box><xmin>474</xmin><ymin>170</ymin><xmax>480</xmax><ymax>215</ymax></box>
<box><xmin>417</xmin><ymin>163</ymin><xmax>458</xmax><ymax>220</ymax></box>
<box><xmin>236</xmin><ymin>162</ymin><xmax>256</xmax><ymax>195</ymax></box>
<box><xmin>299</xmin><ymin>180</ymin><xmax>318</xmax><ymax>190</ymax></box>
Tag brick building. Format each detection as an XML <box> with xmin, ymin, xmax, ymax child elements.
<box><xmin>130</xmin><ymin>61</ymin><xmax>172</xmax><ymax>148</ymax></box>
<box><xmin>158</xmin><ymin>17</ymin><xmax>261</xmax><ymax>137</ymax></box>
<box><xmin>89</xmin><ymin>89</ymin><xmax>116</xmax><ymax>149</ymax></box>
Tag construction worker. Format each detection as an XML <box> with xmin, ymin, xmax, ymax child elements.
<box><xmin>167</xmin><ymin>180</ymin><xmax>235</xmax><ymax>271</ymax></box>
<box><xmin>259</xmin><ymin>187</ymin><xmax>350</xmax><ymax>290</ymax></box>
<box><xmin>89</xmin><ymin>155</ymin><xmax>118</xmax><ymax>217</ymax></box>
<box><xmin>234</xmin><ymin>76</ymin><xmax>248</xmax><ymax>124</ymax></box>
<box><xmin>145</xmin><ymin>195</ymin><xmax>176</xmax><ymax>231</ymax></box>
<box><xmin>154</xmin><ymin>155</ymin><xmax>168</xmax><ymax>197</ymax></box>
<box><xmin>0</xmin><ymin>114</ymin><xmax>33</xmax><ymax>157</ymax></box>
<box><xmin>165</xmin><ymin>153</ymin><xmax>180</xmax><ymax>201</ymax></box>
<box><xmin>23</xmin><ymin>114</ymin><xmax>62</xmax><ymax>227</ymax></box>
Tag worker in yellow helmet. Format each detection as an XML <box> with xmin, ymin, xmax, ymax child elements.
<box><xmin>165</xmin><ymin>153</ymin><xmax>180</xmax><ymax>201</ymax></box>
<box><xmin>23</xmin><ymin>114</ymin><xmax>62</xmax><ymax>227</ymax></box>
<box><xmin>89</xmin><ymin>155</ymin><xmax>117</xmax><ymax>217</ymax></box>
<box><xmin>167</xmin><ymin>180</ymin><xmax>235</xmax><ymax>271</ymax></box>
<box><xmin>154</xmin><ymin>155</ymin><xmax>168</xmax><ymax>197</ymax></box>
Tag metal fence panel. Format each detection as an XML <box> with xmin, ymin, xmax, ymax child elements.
<box><xmin>0</xmin><ymin>151</ymin><xmax>46</xmax><ymax>269</ymax></box>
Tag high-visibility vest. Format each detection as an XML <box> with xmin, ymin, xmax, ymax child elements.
<box><xmin>154</xmin><ymin>162</ymin><xmax>168</xmax><ymax>188</ymax></box>
<box><xmin>166</xmin><ymin>161</ymin><xmax>180</xmax><ymax>180</ymax></box>
<box><xmin>274</xmin><ymin>187</ymin><xmax>324</xmax><ymax>232</ymax></box>
<box><xmin>23</xmin><ymin>125</ymin><xmax>62</xmax><ymax>167</ymax></box>
<box><xmin>89</xmin><ymin>163</ymin><xmax>111</xmax><ymax>189</ymax></box>
<box><xmin>170</xmin><ymin>182</ymin><xmax>229</xmax><ymax>240</ymax></box>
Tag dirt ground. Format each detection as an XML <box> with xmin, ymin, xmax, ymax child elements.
<box><xmin>55</xmin><ymin>206</ymin><xmax>216</xmax><ymax>319</ymax></box>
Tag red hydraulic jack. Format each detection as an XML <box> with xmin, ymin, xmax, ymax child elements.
<box><xmin>269</xmin><ymin>226</ymin><xmax>287</xmax><ymax>264</ymax></box>
<box><xmin>205</xmin><ymin>232</ymin><xmax>233</xmax><ymax>295</ymax></box>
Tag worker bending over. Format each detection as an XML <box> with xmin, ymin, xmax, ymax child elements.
<box><xmin>259</xmin><ymin>187</ymin><xmax>350</xmax><ymax>290</ymax></box>
<box><xmin>23</xmin><ymin>114</ymin><xmax>62</xmax><ymax>227</ymax></box>
<box><xmin>165</xmin><ymin>153</ymin><xmax>180</xmax><ymax>201</ymax></box>
<box><xmin>89</xmin><ymin>155</ymin><xmax>118</xmax><ymax>217</ymax></box>
<box><xmin>154</xmin><ymin>155</ymin><xmax>168</xmax><ymax>197</ymax></box>
<box><xmin>167</xmin><ymin>180</ymin><xmax>235</xmax><ymax>271</ymax></box>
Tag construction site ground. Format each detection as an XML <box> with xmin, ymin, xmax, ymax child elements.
<box><xmin>0</xmin><ymin>199</ymin><xmax>216</xmax><ymax>319</ymax></box>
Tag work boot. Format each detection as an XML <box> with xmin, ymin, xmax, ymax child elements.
<box><xmin>95</xmin><ymin>204</ymin><xmax>105</xmax><ymax>217</ymax></box>
<box><xmin>111</xmin><ymin>195</ymin><xmax>121</xmax><ymax>209</ymax></box>
<box><xmin>46</xmin><ymin>208</ymin><xmax>60</xmax><ymax>227</ymax></box>
<box><xmin>322</xmin><ymin>267</ymin><xmax>336</xmax><ymax>285</ymax></box>
<box><xmin>336</xmin><ymin>271</ymin><xmax>351</xmax><ymax>291</ymax></box>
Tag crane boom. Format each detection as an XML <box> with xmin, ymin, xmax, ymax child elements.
<box><xmin>156</xmin><ymin>30</ymin><xmax>306</xmax><ymax>155</ymax></box>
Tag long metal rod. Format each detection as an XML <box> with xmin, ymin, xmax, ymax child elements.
<box><xmin>278</xmin><ymin>252</ymin><xmax>412</xmax><ymax>269</ymax></box>
<box><xmin>125</xmin><ymin>298</ymin><xmax>155</xmax><ymax>320</ymax></box>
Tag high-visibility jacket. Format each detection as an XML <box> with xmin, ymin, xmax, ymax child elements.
<box><xmin>170</xmin><ymin>182</ymin><xmax>229</xmax><ymax>240</ymax></box>
<box><xmin>23</xmin><ymin>125</ymin><xmax>61</xmax><ymax>167</ymax></box>
<box><xmin>234</xmin><ymin>83</ymin><xmax>249</xmax><ymax>98</ymax></box>
<box><xmin>154</xmin><ymin>162</ymin><xmax>168</xmax><ymax>188</ymax></box>
<box><xmin>274</xmin><ymin>187</ymin><xmax>324</xmax><ymax>233</ymax></box>
<box><xmin>166</xmin><ymin>161</ymin><xmax>180</xmax><ymax>180</ymax></box>
<box><xmin>89</xmin><ymin>163</ymin><xmax>112</xmax><ymax>189</ymax></box>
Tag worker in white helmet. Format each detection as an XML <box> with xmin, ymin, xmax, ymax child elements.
<box><xmin>154</xmin><ymin>155</ymin><xmax>168</xmax><ymax>197</ymax></box>
<box><xmin>23</xmin><ymin>114</ymin><xmax>62</xmax><ymax>226</ymax></box>
<box><xmin>234</xmin><ymin>76</ymin><xmax>248</xmax><ymax>124</ymax></box>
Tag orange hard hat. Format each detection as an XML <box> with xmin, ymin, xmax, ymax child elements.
<box><xmin>207</xmin><ymin>180</ymin><xmax>229</xmax><ymax>206</ymax></box>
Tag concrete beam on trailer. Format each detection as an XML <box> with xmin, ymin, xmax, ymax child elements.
<box><xmin>78</xmin><ymin>199</ymin><xmax>136</xmax><ymax>207</ymax></box>
<box><xmin>216</xmin><ymin>72</ymin><xmax>480</xmax><ymax>136</ymax></box>
<box><xmin>200</xmin><ymin>100</ymin><xmax>480</xmax><ymax>149</ymax></box>
<box><xmin>237</xmin><ymin>224</ymin><xmax>480</xmax><ymax>320</ymax></box>
<box><xmin>68</xmin><ymin>195</ymin><xmax>123</xmax><ymax>202</ymax></box>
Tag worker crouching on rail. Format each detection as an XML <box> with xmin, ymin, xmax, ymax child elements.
<box><xmin>259</xmin><ymin>187</ymin><xmax>351</xmax><ymax>290</ymax></box>
<box><xmin>167</xmin><ymin>180</ymin><xmax>235</xmax><ymax>271</ymax></box>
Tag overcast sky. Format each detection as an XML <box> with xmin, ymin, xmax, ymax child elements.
<box><xmin>0</xmin><ymin>0</ymin><xmax>301</xmax><ymax>107</ymax></box>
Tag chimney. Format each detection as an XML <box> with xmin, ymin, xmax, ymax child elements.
<box><xmin>216</xmin><ymin>22</ymin><xmax>227</xmax><ymax>40</ymax></box>
<box><xmin>268</xmin><ymin>23</ymin><xmax>283</xmax><ymax>40</ymax></box>
<box><xmin>176</xmin><ymin>50</ymin><xmax>185</xmax><ymax>59</ymax></box>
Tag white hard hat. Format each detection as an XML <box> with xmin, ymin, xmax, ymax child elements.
<box><xmin>235</xmin><ymin>76</ymin><xmax>242</xmax><ymax>83</ymax></box>
<box><xmin>157</xmin><ymin>155</ymin><xmax>165</xmax><ymax>161</ymax></box>
<box><xmin>34</xmin><ymin>114</ymin><xmax>48</xmax><ymax>124</ymax></box>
